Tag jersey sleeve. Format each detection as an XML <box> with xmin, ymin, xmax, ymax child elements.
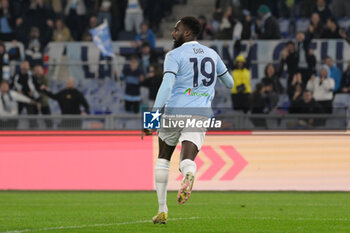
<box><xmin>163</xmin><ymin>51</ymin><xmax>179</xmax><ymax>76</ymax></box>
<box><xmin>216</xmin><ymin>53</ymin><xmax>228</xmax><ymax>77</ymax></box>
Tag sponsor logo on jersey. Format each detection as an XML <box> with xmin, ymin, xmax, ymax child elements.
<box><xmin>184</xmin><ymin>88</ymin><xmax>209</xmax><ymax>97</ymax></box>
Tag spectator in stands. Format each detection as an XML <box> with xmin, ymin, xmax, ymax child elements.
<box><xmin>141</xmin><ymin>63</ymin><xmax>162</xmax><ymax>108</ymax></box>
<box><xmin>306</xmin><ymin>66</ymin><xmax>335</xmax><ymax>113</ymax></box>
<box><xmin>299</xmin><ymin>0</ymin><xmax>316</xmax><ymax>18</ymax></box>
<box><xmin>41</xmin><ymin>77</ymin><xmax>89</xmax><ymax>129</ymax></box>
<box><xmin>250</xmin><ymin>82</ymin><xmax>278</xmax><ymax>127</ymax></box>
<box><xmin>261</xmin><ymin>63</ymin><xmax>284</xmax><ymax>94</ymax></box>
<box><xmin>95</xmin><ymin>0</ymin><xmax>112</xmax><ymax>26</ymax></box>
<box><xmin>121</xmin><ymin>55</ymin><xmax>143</xmax><ymax>113</ymax></box>
<box><xmin>17</xmin><ymin>0</ymin><xmax>54</xmax><ymax>38</ymax></box>
<box><xmin>250</xmin><ymin>83</ymin><xmax>268</xmax><ymax>127</ymax></box>
<box><xmin>288</xmin><ymin>72</ymin><xmax>303</xmax><ymax>100</ymax></box>
<box><xmin>12</xmin><ymin>60</ymin><xmax>40</xmax><ymax>115</ymax></box>
<box><xmin>332</xmin><ymin>0</ymin><xmax>350</xmax><ymax>19</ymax></box>
<box><xmin>313</xmin><ymin>0</ymin><xmax>332</xmax><ymax>24</ymax></box>
<box><xmin>291</xmin><ymin>83</ymin><xmax>304</xmax><ymax>102</ymax></box>
<box><xmin>340</xmin><ymin>62</ymin><xmax>350</xmax><ymax>93</ymax></box>
<box><xmin>0</xmin><ymin>80</ymin><xmax>38</xmax><ymax>129</ymax></box>
<box><xmin>50</xmin><ymin>0</ymin><xmax>64</xmax><ymax>16</ymax></box>
<box><xmin>138</xmin><ymin>41</ymin><xmax>160</xmax><ymax>76</ymax></box>
<box><xmin>134</xmin><ymin>22</ymin><xmax>156</xmax><ymax>48</ymax></box>
<box><xmin>307</xmin><ymin>48</ymin><xmax>317</xmax><ymax>76</ymax></box>
<box><xmin>25</xmin><ymin>27</ymin><xmax>49</xmax><ymax>67</ymax></box>
<box><xmin>53</xmin><ymin>18</ymin><xmax>72</xmax><ymax>41</ymax></box>
<box><xmin>255</xmin><ymin>4</ymin><xmax>280</xmax><ymax>40</ymax></box>
<box><xmin>308</xmin><ymin>12</ymin><xmax>323</xmax><ymax>39</ymax></box>
<box><xmin>41</xmin><ymin>77</ymin><xmax>89</xmax><ymax>115</ymax></box>
<box><xmin>215</xmin><ymin>0</ymin><xmax>232</xmax><ymax>15</ymax></box>
<box><xmin>239</xmin><ymin>10</ymin><xmax>253</xmax><ymax>40</ymax></box>
<box><xmin>216</xmin><ymin>7</ymin><xmax>234</xmax><ymax>40</ymax></box>
<box><xmin>339</xmin><ymin>28</ymin><xmax>350</xmax><ymax>45</ymax></box>
<box><xmin>0</xmin><ymin>40</ymin><xmax>20</xmax><ymax>82</ymax></box>
<box><xmin>64</xmin><ymin>0</ymin><xmax>87</xmax><ymax>41</ymax></box>
<box><xmin>197</xmin><ymin>15</ymin><xmax>214</xmax><ymax>40</ymax></box>
<box><xmin>321</xmin><ymin>17</ymin><xmax>341</xmax><ymax>39</ymax></box>
<box><xmin>324</xmin><ymin>56</ymin><xmax>342</xmax><ymax>92</ymax></box>
<box><xmin>289</xmin><ymin>90</ymin><xmax>324</xmax><ymax>128</ymax></box>
<box><xmin>82</xmin><ymin>15</ymin><xmax>98</xmax><ymax>41</ymax></box>
<box><xmin>142</xmin><ymin>0</ymin><xmax>160</xmax><ymax>32</ymax></box>
<box><xmin>296</xmin><ymin>31</ymin><xmax>313</xmax><ymax>82</ymax></box>
<box><xmin>231</xmin><ymin>54</ymin><xmax>251</xmax><ymax>113</ymax></box>
<box><xmin>280</xmin><ymin>41</ymin><xmax>297</xmax><ymax>83</ymax></box>
<box><xmin>231</xmin><ymin>10</ymin><xmax>252</xmax><ymax>46</ymax></box>
<box><xmin>264</xmin><ymin>82</ymin><xmax>279</xmax><ymax>111</ymax></box>
<box><xmin>0</xmin><ymin>0</ymin><xmax>15</xmax><ymax>41</ymax></box>
<box><xmin>32</xmin><ymin>65</ymin><xmax>50</xmax><ymax>115</ymax></box>
<box><xmin>98</xmin><ymin>0</ymin><xmax>127</xmax><ymax>40</ymax></box>
<box><xmin>280</xmin><ymin>32</ymin><xmax>314</xmax><ymax>92</ymax></box>
<box><xmin>124</xmin><ymin>0</ymin><xmax>143</xmax><ymax>34</ymax></box>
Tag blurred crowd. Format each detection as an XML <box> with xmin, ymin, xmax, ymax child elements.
<box><xmin>0</xmin><ymin>0</ymin><xmax>181</xmax><ymax>67</ymax></box>
<box><xmin>201</xmin><ymin>0</ymin><xmax>350</xmax><ymax>41</ymax></box>
<box><xmin>0</xmin><ymin>0</ymin><xmax>350</xmax><ymax>130</ymax></box>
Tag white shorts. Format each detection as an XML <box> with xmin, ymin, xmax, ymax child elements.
<box><xmin>158</xmin><ymin>129</ymin><xmax>206</xmax><ymax>151</ymax></box>
<box><xmin>157</xmin><ymin>115</ymin><xmax>207</xmax><ymax>150</ymax></box>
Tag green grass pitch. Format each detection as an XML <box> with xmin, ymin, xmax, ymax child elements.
<box><xmin>1</xmin><ymin>191</ymin><xmax>350</xmax><ymax>233</ymax></box>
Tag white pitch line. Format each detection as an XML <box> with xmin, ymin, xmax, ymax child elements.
<box><xmin>1</xmin><ymin>217</ymin><xmax>201</xmax><ymax>233</ymax></box>
<box><xmin>2</xmin><ymin>216</ymin><xmax>350</xmax><ymax>233</ymax></box>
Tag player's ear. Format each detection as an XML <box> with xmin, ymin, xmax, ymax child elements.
<box><xmin>184</xmin><ymin>29</ymin><xmax>191</xmax><ymax>38</ymax></box>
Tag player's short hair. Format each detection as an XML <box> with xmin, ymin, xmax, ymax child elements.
<box><xmin>180</xmin><ymin>16</ymin><xmax>202</xmax><ymax>38</ymax></box>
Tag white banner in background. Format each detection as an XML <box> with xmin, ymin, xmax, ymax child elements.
<box><xmin>47</xmin><ymin>40</ymin><xmax>350</xmax><ymax>80</ymax></box>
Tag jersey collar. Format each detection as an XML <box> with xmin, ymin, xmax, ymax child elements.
<box><xmin>182</xmin><ymin>41</ymin><xmax>199</xmax><ymax>46</ymax></box>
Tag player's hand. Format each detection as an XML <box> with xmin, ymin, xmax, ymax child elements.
<box><xmin>143</xmin><ymin>129</ymin><xmax>155</xmax><ymax>136</ymax></box>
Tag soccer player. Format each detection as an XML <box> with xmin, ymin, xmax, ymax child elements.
<box><xmin>144</xmin><ymin>16</ymin><xmax>234</xmax><ymax>224</ymax></box>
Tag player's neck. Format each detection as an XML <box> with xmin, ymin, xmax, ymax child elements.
<box><xmin>184</xmin><ymin>37</ymin><xmax>196</xmax><ymax>43</ymax></box>
<box><xmin>182</xmin><ymin>39</ymin><xmax>198</xmax><ymax>45</ymax></box>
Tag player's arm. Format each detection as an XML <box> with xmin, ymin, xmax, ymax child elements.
<box><xmin>152</xmin><ymin>72</ymin><xmax>176</xmax><ymax>111</ymax></box>
<box><xmin>217</xmin><ymin>54</ymin><xmax>234</xmax><ymax>89</ymax></box>
<box><xmin>218</xmin><ymin>71</ymin><xmax>234</xmax><ymax>89</ymax></box>
<box><xmin>143</xmin><ymin>73</ymin><xmax>175</xmax><ymax>136</ymax></box>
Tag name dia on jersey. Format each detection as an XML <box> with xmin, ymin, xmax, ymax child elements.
<box><xmin>193</xmin><ymin>48</ymin><xmax>204</xmax><ymax>54</ymax></box>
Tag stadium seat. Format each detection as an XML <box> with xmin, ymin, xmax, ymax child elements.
<box><xmin>338</xmin><ymin>17</ymin><xmax>350</xmax><ymax>30</ymax></box>
<box><xmin>278</xmin><ymin>18</ymin><xmax>291</xmax><ymax>38</ymax></box>
<box><xmin>118</xmin><ymin>31</ymin><xmax>137</xmax><ymax>40</ymax></box>
<box><xmin>276</xmin><ymin>94</ymin><xmax>290</xmax><ymax>109</ymax></box>
<box><xmin>333</xmin><ymin>93</ymin><xmax>350</xmax><ymax>108</ymax></box>
<box><xmin>295</xmin><ymin>18</ymin><xmax>309</xmax><ymax>33</ymax></box>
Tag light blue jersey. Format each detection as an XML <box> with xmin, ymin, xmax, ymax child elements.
<box><xmin>163</xmin><ymin>41</ymin><xmax>228</xmax><ymax>109</ymax></box>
